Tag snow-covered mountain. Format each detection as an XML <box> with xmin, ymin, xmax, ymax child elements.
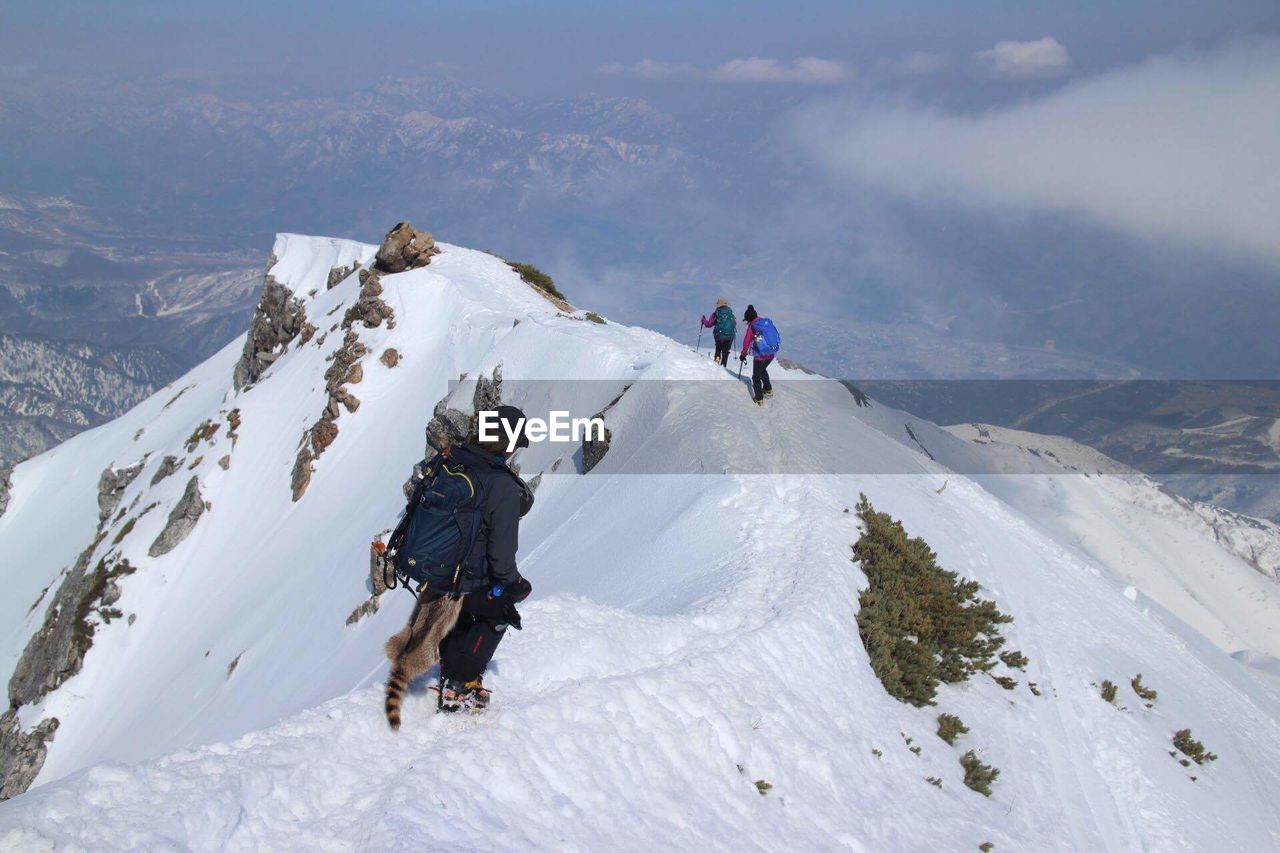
<box><xmin>1</xmin><ymin>231</ymin><xmax>1278</xmax><ymax>850</ymax></box>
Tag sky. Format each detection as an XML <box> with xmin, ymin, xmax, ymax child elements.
<box><xmin>2</xmin><ymin>0</ymin><xmax>1278</xmax><ymax>378</ymax></box>
<box><xmin>4</xmin><ymin>0</ymin><xmax>1278</xmax><ymax>96</ymax></box>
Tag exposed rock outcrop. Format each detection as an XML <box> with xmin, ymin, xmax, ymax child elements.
<box><xmin>373</xmin><ymin>222</ymin><xmax>440</xmax><ymax>274</ymax></box>
<box><xmin>291</xmin><ymin>329</ymin><xmax>369</xmax><ymax>501</ymax></box>
<box><xmin>148</xmin><ymin>477</ymin><xmax>205</xmax><ymax>557</ymax></box>
<box><xmin>325</xmin><ymin>331</ymin><xmax>368</xmax><ymax>398</ymax></box>
<box><xmin>0</xmin><ymin>466</ymin><xmax>11</xmax><ymax>519</ymax></box>
<box><xmin>582</xmin><ymin>427</ymin><xmax>613</xmax><ymax>474</ymax></box>
<box><xmin>291</xmin><ymin>447</ymin><xmax>313</xmax><ymax>502</ymax></box>
<box><xmin>233</xmin><ymin>275</ymin><xmax>309</xmax><ymax>390</ymax></box>
<box><xmin>326</xmin><ymin>262</ymin><xmax>357</xmax><ymax>290</ymax></box>
<box><xmin>380</xmin><ymin>348</ymin><xmax>400</xmax><ymax>368</ymax></box>
<box><xmin>403</xmin><ymin>367</ymin><xmax>504</xmax><ymax>499</ymax></box>
<box><xmin>150</xmin><ymin>455</ymin><xmax>181</xmax><ymax>486</ymax></box>
<box><xmin>581</xmin><ymin>385</ymin><xmax>629</xmax><ymax>475</ymax></box>
<box><xmin>342</xmin><ymin>270</ymin><xmax>394</xmax><ymax>330</ymax></box>
<box><xmin>98</xmin><ymin>461</ymin><xmax>145</xmax><ymax>525</ymax></box>
<box><xmin>9</xmin><ymin>542</ymin><xmax>133</xmax><ymax>711</ymax></box>
<box><xmin>0</xmin><ymin>711</ymin><xmax>58</xmax><ymax>801</ymax></box>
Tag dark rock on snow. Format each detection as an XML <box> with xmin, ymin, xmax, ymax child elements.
<box><xmin>0</xmin><ymin>711</ymin><xmax>58</xmax><ymax>801</ymax></box>
<box><xmin>326</xmin><ymin>262</ymin><xmax>357</xmax><ymax>290</ymax></box>
<box><xmin>373</xmin><ymin>222</ymin><xmax>440</xmax><ymax>274</ymax></box>
<box><xmin>233</xmin><ymin>275</ymin><xmax>309</xmax><ymax>390</ymax></box>
<box><xmin>150</xmin><ymin>454</ymin><xmax>182</xmax><ymax>486</ymax></box>
<box><xmin>0</xmin><ymin>466</ymin><xmax>11</xmax><ymax>520</ymax></box>
<box><xmin>98</xmin><ymin>461</ymin><xmax>145</xmax><ymax>525</ymax></box>
<box><xmin>148</xmin><ymin>476</ymin><xmax>206</xmax><ymax>557</ymax></box>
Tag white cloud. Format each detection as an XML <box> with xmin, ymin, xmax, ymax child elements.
<box><xmin>798</xmin><ymin>41</ymin><xmax>1280</xmax><ymax>267</ymax></box>
<box><xmin>977</xmin><ymin>37</ymin><xmax>1071</xmax><ymax>78</ymax></box>
<box><xmin>711</xmin><ymin>57</ymin><xmax>852</xmax><ymax>85</ymax></box>
<box><xmin>597</xmin><ymin>57</ymin><xmax>852</xmax><ymax>86</ymax></box>
<box><xmin>596</xmin><ymin>59</ymin><xmax>701</xmax><ymax>81</ymax></box>
<box><xmin>894</xmin><ymin>52</ymin><xmax>949</xmax><ymax>77</ymax></box>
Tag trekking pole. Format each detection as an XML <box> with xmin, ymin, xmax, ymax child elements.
<box><xmin>737</xmin><ymin>357</ymin><xmax>745</xmax><ymax>380</ymax></box>
<box><xmin>695</xmin><ymin>323</ymin><xmax>703</xmax><ymax>354</ymax></box>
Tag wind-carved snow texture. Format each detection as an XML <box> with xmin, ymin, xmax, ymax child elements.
<box><xmin>147</xmin><ymin>476</ymin><xmax>205</xmax><ymax>558</ymax></box>
<box><xmin>1</xmin><ymin>232</ymin><xmax>1279</xmax><ymax>848</ymax></box>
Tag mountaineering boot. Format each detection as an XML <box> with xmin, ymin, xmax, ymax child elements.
<box><xmin>437</xmin><ymin>676</ymin><xmax>467</xmax><ymax>713</ymax></box>
<box><xmin>764</xmin><ymin>389</ymin><xmax>773</xmax><ymax>399</ymax></box>
<box><xmin>462</xmin><ymin>677</ymin><xmax>490</xmax><ymax>713</ymax></box>
<box><xmin>754</xmin><ymin>398</ymin><xmax>764</xmax><ymax>406</ymax></box>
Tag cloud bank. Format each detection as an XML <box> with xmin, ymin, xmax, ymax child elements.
<box><xmin>595</xmin><ymin>59</ymin><xmax>701</xmax><ymax>81</ymax></box>
<box><xmin>598</xmin><ymin>57</ymin><xmax>851</xmax><ymax>85</ymax></box>
<box><xmin>798</xmin><ymin>40</ymin><xmax>1280</xmax><ymax>267</ymax></box>
<box><xmin>976</xmin><ymin>37</ymin><xmax>1071</xmax><ymax>78</ymax></box>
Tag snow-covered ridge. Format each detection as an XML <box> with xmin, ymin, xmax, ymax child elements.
<box><xmin>1</xmin><ymin>232</ymin><xmax>1278</xmax><ymax>849</ymax></box>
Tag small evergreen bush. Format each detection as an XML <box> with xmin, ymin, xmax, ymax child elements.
<box><xmin>1172</xmin><ymin>729</ymin><xmax>1217</xmax><ymax>765</ymax></box>
<box><xmin>999</xmin><ymin>649</ymin><xmax>1029</xmax><ymax>669</ymax></box>
<box><xmin>507</xmin><ymin>261</ymin><xmax>566</xmax><ymax>301</ymax></box>
<box><xmin>854</xmin><ymin>495</ymin><xmax>1012</xmax><ymax>706</ymax></box>
<box><xmin>937</xmin><ymin>713</ymin><xmax>969</xmax><ymax>745</ymax></box>
<box><xmin>993</xmin><ymin>675</ymin><xmax>1017</xmax><ymax>690</ymax></box>
<box><xmin>1131</xmin><ymin>674</ymin><xmax>1157</xmax><ymax>702</ymax></box>
<box><xmin>584</xmin><ymin>311</ymin><xmax>606</xmax><ymax>324</ymax></box>
<box><xmin>112</xmin><ymin>517</ymin><xmax>136</xmax><ymax>545</ymax></box>
<box><xmin>1100</xmin><ymin>680</ymin><xmax>1118</xmax><ymax>703</ymax></box>
<box><xmin>960</xmin><ymin>750</ymin><xmax>999</xmax><ymax>796</ymax></box>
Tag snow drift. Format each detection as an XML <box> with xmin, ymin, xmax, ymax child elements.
<box><xmin>0</xmin><ymin>232</ymin><xmax>1278</xmax><ymax>850</ymax></box>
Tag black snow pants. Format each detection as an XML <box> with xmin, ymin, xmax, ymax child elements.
<box><xmin>752</xmin><ymin>358</ymin><xmax>773</xmax><ymax>402</ymax></box>
<box><xmin>713</xmin><ymin>337</ymin><xmax>732</xmax><ymax>367</ymax></box>
<box><xmin>439</xmin><ymin>583</ymin><xmax>530</xmax><ymax>682</ymax></box>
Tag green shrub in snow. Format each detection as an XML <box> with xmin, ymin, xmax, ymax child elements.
<box><xmin>999</xmin><ymin>649</ymin><xmax>1028</xmax><ymax>669</ymax></box>
<box><xmin>853</xmin><ymin>494</ymin><xmax>1012</xmax><ymax>707</ymax></box>
<box><xmin>1131</xmin><ymin>673</ymin><xmax>1157</xmax><ymax>702</ymax></box>
<box><xmin>1100</xmin><ymin>680</ymin><xmax>1118</xmax><ymax>703</ymax></box>
<box><xmin>1172</xmin><ymin>729</ymin><xmax>1217</xmax><ymax>765</ymax></box>
<box><xmin>937</xmin><ymin>713</ymin><xmax>969</xmax><ymax>745</ymax></box>
<box><xmin>507</xmin><ymin>261</ymin><xmax>566</xmax><ymax>301</ymax></box>
<box><xmin>960</xmin><ymin>750</ymin><xmax>999</xmax><ymax>797</ymax></box>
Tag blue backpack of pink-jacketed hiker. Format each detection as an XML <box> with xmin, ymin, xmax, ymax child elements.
<box><xmin>751</xmin><ymin>317</ymin><xmax>781</xmax><ymax>357</ymax></box>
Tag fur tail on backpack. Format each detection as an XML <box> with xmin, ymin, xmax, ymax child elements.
<box><xmin>384</xmin><ymin>593</ymin><xmax>464</xmax><ymax>730</ymax></box>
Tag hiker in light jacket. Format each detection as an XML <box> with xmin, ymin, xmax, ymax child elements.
<box><xmin>701</xmin><ymin>298</ymin><xmax>736</xmax><ymax>367</ymax></box>
<box><xmin>739</xmin><ymin>304</ymin><xmax>774</xmax><ymax>404</ymax></box>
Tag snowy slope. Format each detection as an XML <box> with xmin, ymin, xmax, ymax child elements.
<box><xmin>819</xmin><ymin>396</ymin><xmax>1280</xmax><ymax>666</ymax></box>
<box><xmin>941</xmin><ymin>423</ymin><xmax>1280</xmax><ymax>664</ymax></box>
<box><xmin>1</xmin><ymin>235</ymin><xmax>1279</xmax><ymax>850</ymax></box>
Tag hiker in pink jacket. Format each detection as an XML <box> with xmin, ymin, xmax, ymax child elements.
<box><xmin>738</xmin><ymin>304</ymin><xmax>775</xmax><ymax>404</ymax></box>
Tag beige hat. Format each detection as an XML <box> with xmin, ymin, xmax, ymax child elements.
<box><xmin>715</xmin><ymin>298</ymin><xmax>729</xmax><ymax>308</ymax></box>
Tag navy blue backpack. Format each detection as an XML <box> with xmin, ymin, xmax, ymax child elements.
<box><xmin>386</xmin><ymin>450</ymin><xmax>488</xmax><ymax>596</ymax></box>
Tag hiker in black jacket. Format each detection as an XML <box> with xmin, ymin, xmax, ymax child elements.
<box><xmin>436</xmin><ymin>406</ymin><xmax>535</xmax><ymax>711</ymax></box>
<box><xmin>382</xmin><ymin>405</ymin><xmax>535</xmax><ymax>723</ymax></box>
